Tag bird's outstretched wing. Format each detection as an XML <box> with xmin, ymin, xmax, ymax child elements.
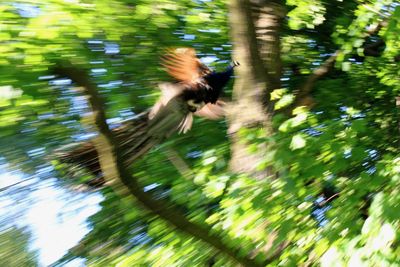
<box><xmin>148</xmin><ymin>94</ymin><xmax>194</xmax><ymax>135</ymax></box>
<box><xmin>195</xmin><ymin>100</ymin><xmax>226</xmax><ymax>120</ymax></box>
<box><xmin>149</xmin><ymin>82</ymin><xmax>193</xmax><ymax>134</ymax></box>
<box><xmin>161</xmin><ymin>48</ymin><xmax>211</xmax><ymax>84</ymax></box>
<box><xmin>149</xmin><ymin>82</ymin><xmax>184</xmax><ymax>120</ymax></box>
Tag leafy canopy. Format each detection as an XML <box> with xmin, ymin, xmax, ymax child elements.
<box><xmin>0</xmin><ymin>0</ymin><xmax>399</xmax><ymax>266</ymax></box>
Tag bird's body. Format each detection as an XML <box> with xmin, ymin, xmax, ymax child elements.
<box><xmin>202</xmin><ymin>65</ymin><xmax>236</xmax><ymax>104</ymax></box>
<box><xmin>119</xmin><ymin>48</ymin><xmax>239</xmax><ymax>170</ymax></box>
<box><xmin>150</xmin><ymin>48</ymin><xmax>239</xmax><ymax>133</ymax></box>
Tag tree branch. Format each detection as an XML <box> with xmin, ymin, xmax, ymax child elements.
<box><xmin>289</xmin><ymin>51</ymin><xmax>338</xmax><ymax>111</ymax></box>
<box><xmin>164</xmin><ymin>148</ymin><xmax>194</xmax><ymax>180</ymax></box>
<box><xmin>286</xmin><ymin>20</ymin><xmax>388</xmax><ymax>114</ymax></box>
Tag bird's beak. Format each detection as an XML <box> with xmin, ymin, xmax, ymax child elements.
<box><xmin>231</xmin><ymin>61</ymin><xmax>240</xmax><ymax>67</ymax></box>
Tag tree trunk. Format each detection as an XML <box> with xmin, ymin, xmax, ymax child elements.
<box><xmin>227</xmin><ymin>0</ymin><xmax>284</xmax><ymax>178</ymax></box>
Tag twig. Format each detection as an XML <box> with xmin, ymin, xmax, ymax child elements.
<box><xmin>164</xmin><ymin>148</ymin><xmax>194</xmax><ymax>180</ymax></box>
<box><xmin>0</xmin><ymin>176</ymin><xmax>38</xmax><ymax>193</ymax></box>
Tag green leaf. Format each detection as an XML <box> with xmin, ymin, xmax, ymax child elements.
<box><xmin>290</xmin><ymin>134</ymin><xmax>306</xmax><ymax>150</ymax></box>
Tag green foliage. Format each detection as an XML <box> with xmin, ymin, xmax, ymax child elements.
<box><xmin>1</xmin><ymin>0</ymin><xmax>399</xmax><ymax>266</ymax></box>
<box><xmin>287</xmin><ymin>0</ymin><xmax>326</xmax><ymax>30</ymax></box>
<box><xmin>0</xmin><ymin>226</ymin><xmax>39</xmax><ymax>267</ymax></box>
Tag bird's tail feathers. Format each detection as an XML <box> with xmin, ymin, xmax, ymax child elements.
<box><xmin>178</xmin><ymin>113</ymin><xmax>193</xmax><ymax>134</ymax></box>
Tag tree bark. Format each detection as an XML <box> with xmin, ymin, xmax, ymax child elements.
<box><xmin>227</xmin><ymin>0</ymin><xmax>288</xmax><ymax>263</ymax></box>
<box><xmin>227</xmin><ymin>0</ymin><xmax>284</xmax><ymax>178</ymax></box>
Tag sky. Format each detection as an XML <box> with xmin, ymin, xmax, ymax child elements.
<box><xmin>0</xmin><ymin>168</ymin><xmax>103</xmax><ymax>267</ymax></box>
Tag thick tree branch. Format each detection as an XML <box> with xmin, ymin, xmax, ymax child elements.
<box><xmin>52</xmin><ymin>62</ymin><xmax>264</xmax><ymax>267</ymax></box>
<box><xmin>286</xmin><ymin>20</ymin><xmax>388</xmax><ymax>114</ymax></box>
<box><xmin>300</xmin><ymin>52</ymin><xmax>338</xmax><ymax>97</ymax></box>
<box><xmin>288</xmin><ymin>52</ymin><xmax>338</xmax><ymax>111</ymax></box>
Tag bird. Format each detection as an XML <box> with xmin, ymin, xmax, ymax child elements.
<box><xmin>119</xmin><ymin>48</ymin><xmax>239</xmax><ymax>164</ymax></box>
<box><xmin>55</xmin><ymin>48</ymin><xmax>239</xmax><ymax>183</ymax></box>
<box><xmin>149</xmin><ymin>47</ymin><xmax>240</xmax><ymax>134</ymax></box>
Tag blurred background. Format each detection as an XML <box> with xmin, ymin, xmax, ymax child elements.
<box><xmin>0</xmin><ymin>0</ymin><xmax>399</xmax><ymax>266</ymax></box>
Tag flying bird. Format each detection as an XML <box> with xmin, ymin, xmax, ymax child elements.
<box><xmin>119</xmin><ymin>48</ymin><xmax>239</xmax><ymax>163</ymax></box>
<box><xmin>148</xmin><ymin>48</ymin><xmax>239</xmax><ymax>134</ymax></box>
<box><xmin>55</xmin><ymin>48</ymin><xmax>239</xmax><ymax>182</ymax></box>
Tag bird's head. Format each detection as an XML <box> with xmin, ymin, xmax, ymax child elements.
<box><xmin>231</xmin><ymin>61</ymin><xmax>240</xmax><ymax>67</ymax></box>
